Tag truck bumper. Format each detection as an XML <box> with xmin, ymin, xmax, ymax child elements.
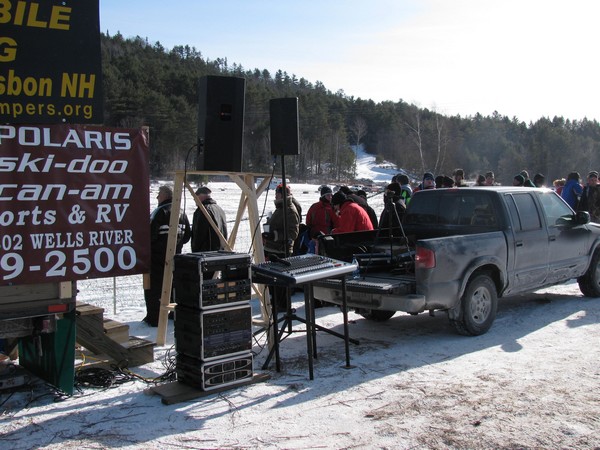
<box><xmin>312</xmin><ymin>275</ymin><xmax>425</xmax><ymax>313</ymax></box>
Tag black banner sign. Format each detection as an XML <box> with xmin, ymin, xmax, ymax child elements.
<box><xmin>0</xmin><ymin>0</ymin><xmax>103</xmax><ymax>124</ymax></box>
<box><xmin>0</xmin><ymin>124</ymin><xmax>150</xmax><ymax>285</ymax></box>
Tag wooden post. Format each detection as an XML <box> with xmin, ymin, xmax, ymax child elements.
<box><xmin>156</xmin><ymin>171</ymin><xmax>185</xmax><ymax>346</ymax></box>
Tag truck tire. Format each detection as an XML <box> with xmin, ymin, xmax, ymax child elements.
<box><xmin>358</xmin><ymin>309</ymin><xmax>396</xmax><ymax>322</ymax></box>
<box><xmin>450</xmin><ymin>274</ymin><xmax>497</xmax><ymax>336</ymax></box>
<box><xmin>578</xmin><ymin>249</ymin><xmax>600</xmax><ymax>297</ymax></box>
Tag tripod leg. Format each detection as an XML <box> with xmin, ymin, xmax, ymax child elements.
<box><xmin>304</xmin><ymin>284</ymin><xmax>314</xmax><ymax>380</ymax></box>
<box><xmin>261</xmin><ymin>287</ymin><xmax>282</xmax><ymax>371</ymax></box>
<box><xmin>285</xmin><ymin>287</ymin><xmax>293</xmax><ymax>333</ymax></box>
<box><xmin>342</xmin><ymin>277</ymin><xmax>352</xmax><ymax>368</ymax></box>
<box><xmin>307</xmin><ymin>285</ymin><xmax>317</xmax><ymax>358</ymax></box>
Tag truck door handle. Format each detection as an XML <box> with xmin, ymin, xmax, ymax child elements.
<box><xmin>516</xmin><ymin>241</ymin><xmax>523</xmax><ymax>247</ymax></box>
<box><xmin>549</xmin><ymin>235</ymin><xmax>557</xmax><ymax>242</ymax></box>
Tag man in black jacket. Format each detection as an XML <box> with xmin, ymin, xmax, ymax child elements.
<box><xmin>144</xmin><ymin>185</ymin><xmax>190</xmax><ymax>327</ymax></box>
<box><xmin>580</xmin><ymin>171</ymin><xmax>600</xmax><ymax>222</ymax></box>
<box><xmin>191</xmin><ymin>186</ymin><xmax>228</xmax><ymax>252</ymax></box>
<box><xmin>379</xmin><ymin>182</ymin><xmax>406</xmax><ymax>230</ymax></box>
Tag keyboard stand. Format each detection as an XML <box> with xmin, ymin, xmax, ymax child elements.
<box><xmin>261</xmin><ymin>274</ymin><xmax>359</xmax><ymax>380</ymax></box>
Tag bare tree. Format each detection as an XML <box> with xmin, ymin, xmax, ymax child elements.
<box><xmin>349</xmin><ymin>116</ymin><xmax>368</xmax><ymax>148</ymax></box>
<box><xmin>405</xmin><ymin>112</ymin><xmax>426</xmax><ymax>174</ymax></box>
<box><xmin>434</xmin><ymin>114</ymin><xmax>449</xmax><ymax>173</ymax></box>
<box><xmin>349</xmin><ymin>117</ymin><xmax>368</xmax><ymax>177</ymax></box>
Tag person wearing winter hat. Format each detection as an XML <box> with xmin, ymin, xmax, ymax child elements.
<box><xmin>319</xmin><ymin>185</ymin><xmax>333</xmax><ymax>197</ymax></box>
<box><xmin>355</xmin><ymin>189</ymin><xmax>379</xmax><ymax>229</ymax></box>
<box><xmin>520</xmin><ymin>169</ymin><xmax>536</xmax><ymax>187</ymax></box>
<box><xmin>331</xmin><ymin>191</ymin><xmax>373</xmax><ymax>233</ymax></box>
<box><xmin>434</xmin><ymin>175</ymin><xmax>445</xmax><ymax>189</ymax></box>
<box><xmin>533</xmin><ymin>173</ymin><xmax>546</xmax><ymax>188</ymax></box>
<box><xmin>442</xmin><ymin>175</ymin><xmax>455</xmax><ymax>188</ymax></box>
<box><xmin>453</xmin><ymin>168</ymin><xmax>468</xmax><ymax>187</ymax></box>
<box><xmin>262</xmin><ymin>184</ymin><xmax>302</xmax><ymax>311</ymax></box>
<box><xmin>338</xmin><ymin>185</ymin><xmax>378</xmax><ymax>228</ymax></box>
<box><xmin>513</xmin><ymin>174</ymin><xmax>525</xmax><ymax>186</ymax></box>
<box><xmin>560</xmin><ymin>172</ymin><xmax>583</xmax><ymax>210</ymax></box>
<box><xmin>276</xmin><ymin>183</ymin><xmax>303</xmax><ymax>221</ymax></box>
<box><xmin>144</xmin><ymin>185</ymin><xmax>191</xmax><ymax>326</ymax></box>
<box><xmin>380</xmin><ymin>182</ymin><xmax>406</xmax><ymax>229</ymax></box>
<box><xmin>262</xmin><ymin>184</ymin><xmax>301</xmax><ymax>257</ymax></box>
<box><xmin>414</xmin><ymin>172</ymin><xmax>436</xmax><ymax>192</ymax></box>
<box><xmin>580</xmin><ymin>171</ymin><xmax>600</xmax><ymax>222</ymax></box>
<box><xmin>191</xmin><ymin>186</ymin><xmax>228</xmax><ymax>253</ymax></box>
<box><xmin>305</xmin><ymin>185</ymin><xmax>338</xmax><ymax>253</ymax></box>
<box><xmin>331</xmin><ymin>191</ymin><xmax>347</xmax><ymax>207</ymax></box>
<box><xmin>396</xmin><ymin>174</ymin><xmax>413</xmax><ymax>205</ymax></box>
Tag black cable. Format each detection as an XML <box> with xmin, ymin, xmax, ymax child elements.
<box><xmin>181</xmin><ymin>141</ymin><xmax>199</xmax><ymax>223</ymax></box>
<box><xmin>250</xmin><ymin>286</ymin><xmax>272</xmax><ymax>357</ymax></box>
<box><xmin>246</xmin><ymin>157</ymin><xmax>278</xmax><ymax>255</ymax></box>
<box><xmin>74</xmin><ymin>367</ymin><xmax>116</xmax><ymax>389</ymax></box>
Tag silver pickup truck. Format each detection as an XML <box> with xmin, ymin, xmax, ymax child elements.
<box><xmin>313</xmin><ymin>187</ymin><xmax>600</xmax><ymax>335</ymax></box>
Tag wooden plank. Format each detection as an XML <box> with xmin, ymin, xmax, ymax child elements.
<box><xmin>156</xmin><ymin>170</ymin><xmax>185</xmax><ymax>346</ymax></box>
<box><xmin>76</xmin><ymin>302</ymin><xmax>104</xmax><ymax>316</ymax></box>
<box><xmin>59</xmin><ymin>281</ymin><xmax>72</xmax><ymax>299</ymax></box>
<box><xmin>150</xmin><ymin>373</ymin><xmax>271</xmax><ymax>405</ymax></box>
<box><xmin>121</xmin><ymin>337</ymin><xmax>156</xmax><ymax>365</ymax></box>
<box><xmin>0</xmin><ymin>283</ymin><xmax>60</xmax><ymax>302</ymax></box>
<box><xmin>76</xmin><ymin>314</ymin><xmax>155</xmax><ymax>367</ymax></box>
<box><xmin>103</xmin><ymin>319</ymin><xmax>129</xmax><ymax>344</ymax></box>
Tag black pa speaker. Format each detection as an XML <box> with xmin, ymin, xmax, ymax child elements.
<box><xmin>270</xmin><ymin>97</ymin><xmax>299</xmax><ymax>155</ymax></box>
<box><xmin>197</xmin><ymin>76</ymin><xmax>245</xmax><ymax>171</ymax></box>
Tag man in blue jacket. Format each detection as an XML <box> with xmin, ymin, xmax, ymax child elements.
<box><xmin>561</xmin><ymin>172</ymin><xmax>583</xmax><ymax>210</ymax></box>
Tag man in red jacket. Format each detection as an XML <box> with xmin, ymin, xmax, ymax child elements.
<box><xmin>305</xmin><ymin>185</ymin><xmax>338</xmax><ymax>253</ymax></box>
<box><xmin>330</xmin><ymin>191</ymin><xmax>374</xmax><ymax>233</ymax></box>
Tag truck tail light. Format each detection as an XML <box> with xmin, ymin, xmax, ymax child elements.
<box><xmin>416</xmin><ymin>246</ymin><xmax>436</xmax><ymax>269</ymax></box>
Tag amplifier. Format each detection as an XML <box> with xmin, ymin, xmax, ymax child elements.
<box><xmin>174</xmin><ymin>251</ymin><xmax>251</xmax><ymax>279</ymax></box>
<box><xmin>176</xmin><ymin>353</ymin><xmax>253</xmax><ymax>391</ymax></box>
<box><xmin>175</xmin><ymin>278</ymin><xmax>251</xmax><ymax>310</ymax></box>
<box><xmin>174</xmin><ymin>251</ymin><xmax>251</xmax><ymax>309</ymax></box>
<box><xmin>174</xmin><ymin>304</ymin><xmax>252</xmax><ymax>361</ymax></box>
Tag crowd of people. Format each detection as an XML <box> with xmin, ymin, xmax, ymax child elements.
<box><xmin>144</xmin><ymin>168</ymin><xmax>600</xmax><ymax>324</ymax></box>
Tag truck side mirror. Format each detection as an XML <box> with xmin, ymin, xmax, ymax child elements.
<box><xmin>575</xmin><ymin>210</ymin><xmax>591</xmax><ymax>225</ymax></box>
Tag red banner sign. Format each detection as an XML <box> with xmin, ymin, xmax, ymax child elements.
<box><xmin>0</xmin><ymin>124</ymin><xmax>150</xmax><ymax>285</ymax></box>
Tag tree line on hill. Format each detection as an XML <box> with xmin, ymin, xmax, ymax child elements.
<box><xmin>101</xmin><ymin>33</ymin><xmax>600</xmax><ymax>185</ymax></box>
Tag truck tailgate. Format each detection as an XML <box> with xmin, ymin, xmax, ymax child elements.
<box><xmin>312</xmin><ymin>273</ymin><xmax>424</xmax><ymax>313</ymax></box>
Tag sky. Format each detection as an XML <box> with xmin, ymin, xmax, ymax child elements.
<box><xmin>100</xmin><ymin>0</ymin><xmax>600</xmax><ymax>123</ymax></box>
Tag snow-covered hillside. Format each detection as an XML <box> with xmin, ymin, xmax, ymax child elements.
<box><xmin>353</xmin><ymin>146</ymin><xmax>399</xmax><ymax>183</ymax></box>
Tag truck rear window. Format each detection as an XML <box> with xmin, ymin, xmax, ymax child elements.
<box><xmin>405</xmin><ymin>192</ymin><xmax>497</xmax><ymax>226</ymax></box>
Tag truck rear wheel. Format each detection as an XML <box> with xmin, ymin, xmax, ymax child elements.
<box><xmin>358</xmin><ymin>309</ymin><xmax>396</xmax><ymax>322</ymax></box>
<box><xmin>450</xmin><ymin>274</ymin><xmax>497</xmax><ymax>336</ymax></box>
<box><xmin>578</xmin><ymin>249</ymin><xmax>600</xmax><ymax>297</ymax></box>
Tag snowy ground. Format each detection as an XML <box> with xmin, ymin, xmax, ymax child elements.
<box><xmin>2</xmin><ymin>150</ymin><xmax>600</xmax><ymax>449</ymax></box>
<box><xmin>2</xmin><ymin>283</ymin><xmax>599</xmax><ymax>449</ymax></box>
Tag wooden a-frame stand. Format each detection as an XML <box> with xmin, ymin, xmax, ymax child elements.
<box><xmin>152</xmin><ymin>170</ymin><xmax>273</xmax><ymax>346</ymax></box>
